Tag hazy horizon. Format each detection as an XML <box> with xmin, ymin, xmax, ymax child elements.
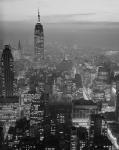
<box><xmin>1</xmin><ymin>21</ymin><xmax>119</xmax><ymax>52</ymax></box>
<box><xmin>1</xmin><ymin>0</ymin><xmax>119</xmax><ymax>52</ymax></box>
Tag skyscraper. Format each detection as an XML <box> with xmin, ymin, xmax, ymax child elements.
<box><xmin>30</xmin><ymin>92</ymin><xmax>50</xmax><ymax>140</ymax></box>
<box><xmin>0</xmin><ymin>45</ymin><xmax>15</xmax><ymax>97</ymax></box>
<box><xmin>13</xmin><ymin>40</ymin><xmax>22</xmax><ymax>60</ymax></box>
<box><xmin>115</xmin><ymin>75</ymin><xmax>119</xmax><ymax>122</ymax></box>
<box><xmin>18</xmin><ymin>40</ymin><xmax>22</xmax><ymax>51</ymax></box>
<box><xmin>34</xmin><ymin>9</ymin><xmax>44</xmax><ymax>60</ymax></box>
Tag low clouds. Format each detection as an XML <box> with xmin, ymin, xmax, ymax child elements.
<box><xmin>71</xmin><ymin>13</ymin><xmax>96</xmax><ymax>16</ymax></box>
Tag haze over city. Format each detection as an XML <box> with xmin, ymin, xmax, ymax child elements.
<box><xmin>0</xmin><ymin>0</ymin><xmax>119</xmax><ymax>52</ymax></box>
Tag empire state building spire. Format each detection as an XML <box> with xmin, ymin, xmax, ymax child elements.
<box><xmin>34</xmin><ymin>10</ymin><xmax>44</xmax><ymax>60</ymax></box>
<box><xmin>38</xmin><ymin>9</ymin><xmax>40</xmax><ymax>22</ymax></box>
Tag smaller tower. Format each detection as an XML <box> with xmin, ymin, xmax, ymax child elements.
<box><xmin>18</xmin><ymin>40</ymin><xmax>22</xmax><ymax>50</ymax></box>
<box><xmin>18</xmin><ymin>40</ymin><xmax>22</xmax><ymax>58</ymax></box>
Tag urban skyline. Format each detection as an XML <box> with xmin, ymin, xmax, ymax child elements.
<box><xmin>0</xmin><ymin>2</ymin><xmax>119</xmax><ymax>150</ymax></box>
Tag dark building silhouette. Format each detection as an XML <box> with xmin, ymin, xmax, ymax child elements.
<box><xmin>91</xmin><ymin>135</ymin><xmax>112</xmax><ymax>150</ymax></box>
<box><xmin>115</xmin><ymin>74</ymin><xmax>119</xmax><ymax>122</ymax></box>
<box><xmin>18</xmin><ymin>40</ymin><xmax>22</xmax><ymax>51</ymax></box>
<box><xmin>89</xmin><ymin>114</ymin><xmax>110</xmax><ymax>149</ymax></box>
<box><xmin>77</xmin><ymin>127</ymin><xmax>89</xmax><ymax>150</ymax></box>
<box><xmin>34</xmin><ymin>9</ymin><xmax>44</xmax><ymax>60</ymax></box>
<box><xmin>0</xmin><ymin>75</ymin><xmax>2</xmax><ymax>97</ymax></box>
<box><xmin>70</xmin><ymin>126</ymin><xmax>78</xmax><ymax>150</ymax></box>
<box><xmin>0</xmin><ymin>45</ymin><xmax>15</xmax><ymax>97</ymax></box>
<box><xmin>90</xmin><ymin>114</ymin><xmax>102</xmax><ymax>139</ymax></box>
<box><xmin>42</xmin><ymin>134</ymin><xmax>60</xmax><ymax>150</ymax></box>
<box><xmin>49</xmin><ymin>99</ymin><xmax>72</xmax><ymax>150</ymax></box>
<box><xmin>18</xmin><ymin>40</ymin><xmax>22</xmax><ymax>57</ymax></box>
<box><xmin>74</xmin><ymin>73</ymin><xmax>83</xmax><ymax>88</ymax></box>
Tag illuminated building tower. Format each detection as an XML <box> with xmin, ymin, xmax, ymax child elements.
<box><xmin>30</xmin><ymin>94</ymin><xmax>44</xmax><ymax>139</ymax></box>
<box><xmin>1</xmin><ymin>45</ymin><xmax>15</xmax><ymax>97</ymax></box>
<box><xmin>70</xmin><ymin>127</ymin><xmax>78</xmax><ymax>150</ymax></box>
<box><xmin>115</xmin><ymin>75</ymin><xmax>119</xmax><ymax>122</ymax></box>
<box><xmin>34</xmin><ymin>9</ymin><xmax>44</xmax><ymax>60</ymax></box>
<box><xmin>30</xmin><ymin>92</ymin><xmax>50</xmax><ymax>141</ymax></box>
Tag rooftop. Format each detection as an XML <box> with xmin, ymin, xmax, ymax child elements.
<box><xmin>0</xmin><ymin>96</ymin><xmax>19</xmax><ymax>103</ymax></box>
<box><xmin>35</xmin><ymin>22</ymin><xmax>43</xmax><ymax>31</ymax></box>
<box><xmin>56</xmin><ymin>59</ymin><xmax>73</xmax><ymax>72</ymax></box>
<box><xmin>72</xmin><ymin>98</ymin><xmax>97</xmax><ymax>106</ymax></box>
<box><xmin>98</xmin><ymin>66</ymin><xmax>109</xmax><ymax>72</ymax></box>
<box><xmin>94</xmin><ymin>135</ymin><xmax>112</xmax><ymax>146</ymax></box>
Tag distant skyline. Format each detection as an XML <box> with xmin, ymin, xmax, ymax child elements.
<box><xmin>1</xmin><ymin>0</ymin><xmax>119</xmax><ymax>22</ymax></box>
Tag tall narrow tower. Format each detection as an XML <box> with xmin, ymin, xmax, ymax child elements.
<box><xmin>115</xmin><ymin>75</ymin><xmax>119</xmax><ymax>122</ymax></box>
<box><xmin>18</xmin><ymin>40</ymin><xmax>22</xmax><ymax>58</ymax></box>
<box><xmin>34</xmin><ymin>10</ymin><xmax>44</xmax><ymax>60</ymax></box>
<box><xmin>18</xmin><ymin>40</ymin><xmax>22</xmax><ymax>51</ymax></box>
<box><xmin>1</xmin><ymin>45</ymin><xmax>15</xmax><ymax>97</ymax></box>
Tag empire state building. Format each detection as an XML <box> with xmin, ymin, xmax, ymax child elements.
<box><xmin>34</xmin><ymin>10</ymin><xmax>44</xmax><ymax>60</ymax></box>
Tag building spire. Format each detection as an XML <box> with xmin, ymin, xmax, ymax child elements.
<box><xmin>38</xmin><ymin>9</ymin><xmax>40</xmax><ymax>22</ymax></box>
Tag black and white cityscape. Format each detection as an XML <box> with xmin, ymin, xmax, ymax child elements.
<box><xmin>0</xmin><ymin>0</ymin><xmax>119</xmax><ymax>150</ymax></box>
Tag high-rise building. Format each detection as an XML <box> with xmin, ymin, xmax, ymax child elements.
<box><xmin>0</xmin><ymin>45</ymin><xmax>15</xmax><ymax>97</ymax></box>
<box><xmin>18</xmin><ymin>40</ymin><xmax>22</xmax><ymax>58</ymax></box>
<box><xmin>18</xmin><ymin>40</ymin><xmax>22</xmax><ymax>51</ymax></box>
<box><xmin>34</xmin><ymin>9</ymin><xmax>44</xmax><ymax>60</ymax></box>
<box><xmin>30</xmin><ymin>92</ymin><xmax>50</xmax><ymax>141</ymax></box>
<box><xmin>89</xmin><ymin>114</ymin><xmax>108</xmax><ymax>148</ymax></box>
<box><xmin>115</xmin><ymin>74</ymin><xmax>119</xmax><ymax>122</ymax></box>
<box><xmin>13</xmin><ymin>40</ymin><xmax>22</xmax><ymax>60</ymax></box>
<box><xmin>97</xmin><ymin>66</ymin><xmax>110</xmax><ymax>82</ymax></box>
<box><xmin>72</xmin><ymin>99</ymin><xmax>98</xmax><ymax>129</ymax></box>
<box><xmin>90</xmin><ymin>114</ymin><xmax>103</xmax><ymax>139</ymax></box>
<box><xmin>70</xmin><ymin>127</ymin><xmax>78</xmax><ymax>150</ymax></box>
<box><xmin>49</xmin><ymin>99</ymin><xmax>72</xmax><ymax>150</ymax></box>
